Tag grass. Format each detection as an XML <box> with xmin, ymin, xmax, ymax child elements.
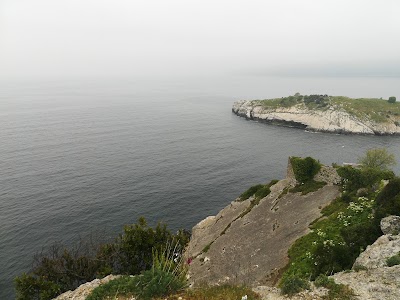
<box><xmin>289</xmin><ymin>180</ymin><xmax>327</xmax><ymax>195</ymax></box>
<box><xmin>89</xmin><ymin>283</ymin><xmax>260</xmax><ymax>300</ymax></box>
<box><xmin>314</xmin><ymin>275</ymin><xmax>356</xmax><ymax>300</ymax></box>
<box><xmin>280</xmin><ymin>276</ymin><xmax>310</xmax><ymax>296</ymax></box>
<box><xmin>154</xmin><ymin>285</ymin><xmax>261</xmax><ymax>300</ymax></box>
<box><xmin>254</xmin><ymin>94</ymin><xmax>400</xmax><ymax>124</ymax></box>
<box><xmin>331</xmin><ymin>96</ymin><xmax>400</xmax><ymax>123</ymax></box>
<box><xmin>386</xmin><ymin>252</ymin><xmax>400</xmax><ymax>267</ymax></box>
<box><xmin>238</xmin><ymin>184</ymin><xmax>265</xmax><ymax>201</ymax></box>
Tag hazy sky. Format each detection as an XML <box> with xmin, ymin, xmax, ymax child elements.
<box><xmin>1</xmin><ymin>0</ymin><xmax>400</xmax><ymax>80</ymax></box>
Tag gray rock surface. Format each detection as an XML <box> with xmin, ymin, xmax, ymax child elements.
<box><xmin>380</xmin><ymin>215</ymin><xmax>400</xmax><ymax>235</ymax></box>
<box><xmin>186</xmin><ymin>164</ymin><xmax>340</xmax><ymax>287</ymax></box>
<box><xmin>232</xmin><ymin>100</ymin><xmax>400</xmax><ymax>135</ymax></box>
<box><xmin>53</xmin><ymin>275</ymin><xmax>121</xmax><ymax>300</ymax></box>
<box><xmin>333</xmin><ymin>265</ymin><xmax>400</xmax><ymax>300</ymax></box>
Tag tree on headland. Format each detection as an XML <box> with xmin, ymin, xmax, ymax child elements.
<box><xmin>358</xmin><ymin>148</ymin><xmax>396</xmax><ymax>171</ymax></box>
<box><xmin>388</xmin><ymin>96</ymin><xmax>396</xmax><ymax>103</ymax></box>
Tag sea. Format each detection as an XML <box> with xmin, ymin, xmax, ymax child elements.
<box><xmin>1</xmin><ymin>75</ymin><xmax>400</xmax><ymax>299</ymax></box>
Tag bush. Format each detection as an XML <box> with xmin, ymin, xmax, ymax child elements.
<box><xmin>374</xmin><ymin>177</ymin><xmax>400</xmax><ymax>221</ymax></box>
<box><xmin>280</xmin><ymin>276</ymin><xmax>310</xmax><ymax>296</ymax></box>
<box><xmin>239</xmin><ymin>184</ymin><xmax>264</xmax><ymax>201</ymax></box>
<box><xmin>290</xmin><ymin>157</ymin><xmax>321</xmax><ymax>183</ymax></box>
<box><xmin>312</xmin><ymin>243</ymin><xmax>353</xmax><ymax>276</ymax></box>
<box><xmin>254</xmin><ymin>186</ymin><xmax>271</xmax><ymax>199</ymax></box>
<box><xmin>386</xmin><ymin>252</ymin><xmax>400</xmax><ymax>267</ymax></box>
<box><xmin>290</xmin><ymin>180</ymin><xmax>326</xmax><ymax>195</ymax></box>
<box><xmin>337</xmin><ymin>165</ymin><xmax>394</xmax><ymax>193</ymax></box>
<box><xmin>388</xmin><ymin>96</ymin><xmax>397</xmax><ymax>103</ymax></box>
<box><xmin>88</xmin><ymin>241</ymin><xmax>187</xmax><ymax>300</ymax></box>
<box><xmin>15</xmin><ymin>218</ymin><xmax>190</xmax><ymax>300</ymax></box>
<box><xmin>314</xmin><ymin>274</ymin><xmax>334</xmax><ymax>288</ymax></box>
<box><xmin>358</xmin><ymin>148</ymin><xmax>396</xmax><ymax>171</ymax></box>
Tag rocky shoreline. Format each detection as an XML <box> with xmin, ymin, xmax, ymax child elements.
<box><xmin>232</xmin><ymin>100</ymin><xmax>400</xmax><ymax>135</ymax></box>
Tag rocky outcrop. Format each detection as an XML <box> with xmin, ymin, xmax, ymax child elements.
<box><xmin>232</xmin><ymin>100</ymin><xmax>400</xmax><ymax>135</ymax></box>
<box><xmin>381</xmin><ymin>215</ymin><xmax>400</xmax><ymax>235</ymax></box>
<box><xmin>53</xmin><ymin>275</ymin><xmax>121</xmax><ymax>300</ymax></box>
<box><xmin>185</xmin><ymin>164</ymin><xmax>340</xmax><ymax>287</ymax></box>
<box><xmin>331</xmin><ymin>216</ymin><xmax>400</xmax><ymax>300</ymax></box>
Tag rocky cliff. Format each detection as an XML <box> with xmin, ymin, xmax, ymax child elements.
<box><xmin>185</xmin><ymin>161</ymin><xmax>341</xmax><ymax>287</ymax></box>
<box><xmin>232</xmin><ymin>100</ymin><xmax>400</xmax><ymax>135</ymax></box>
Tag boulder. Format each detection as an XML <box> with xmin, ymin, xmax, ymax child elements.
<box><xmin>380</xmin><ymin>215</ymin><xmax>400</xmax><ymax>235</ymax></box>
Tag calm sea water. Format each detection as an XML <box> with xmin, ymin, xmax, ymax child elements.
<box><xmin>1</xmin><ymin>76</ymin><xmax>400</xmax><ymax>298</ymax></box>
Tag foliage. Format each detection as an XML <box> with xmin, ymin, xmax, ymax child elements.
<box><xmin>290</xmin><ymin>180</ymin><xmax>326</xmax><ymax>195</ymax></box>
<box><xmin>238</xmin><ymin>180</ymin><xmax>277</xmax><ymax>201</ymax></box>
<box><xmin>257</xmin><ymin>95</ymin><xmax>400</xmax><ymax>123</ymax></box>
<box><xmin>282</xmin><ymin>192</ymin><xmax>380</xmax><ymax>282</ymax></box>
<box><xmin>86</xmin><ymin>276</ymin><xmax>138</xmax><ymax>300</ymax></box>
<box><xmin>15</xmin><ymin>218</ymin><xmax>190</xmax><ymax>300</ymax></box>
<box><xmin>154</xmin><ymin>285</ymin><xmax>260</xmax><ymax>300</ymax></box>
<box><xmin>388</xmin><ymin>96</ymin><xmax>397</xmax><ymax>103</ymax></box>
<box><xmin>290</xmin><ymin>156</ymin><xmax>322</xmax><ymax>184</ymax></box>
<box><xmin>314</xmin><ymin>275</ymin><xmax>356</xmax><ymax>300</ymax></box>
<box><xmin>280</xmin><ymin>276</ymin><xmax>310</xmax><ymax>296</ymax></box>
<box><xmin>239</xmin><ymin>184</ymin><xmax>264</xmax><ymax>201</ymax></box>
<box><xmin>337</xmin><ymin>165</ymin><xmax>394</xmax><ymax>193</ymax></box>
<box><xmin>15</xmin><ymin>273</ymin><xmax>61</xmax><ymax>300</ymax></box>
<box><xmin>374</xmin><ymin>177</ymin><xmax>400</xmax><ymax>221</ymax></box>
<box><xmin>358</xmin><ymin>148</ymin><xmax>396</xmax><ymax>171</ymax></box>
<box><xmin>88</xmin><ymin>240</ymin><xmax>188</xmax><ymax>300</ymax></box>
<box><xmin>386</xmin><ymin>252</ymin><xmax>400</xmax><ymax>267</ymax></box>
<box><xmin>14</xmin><ymin>235</ymin><xmax>113</xmax><ymax>300</ymax></box>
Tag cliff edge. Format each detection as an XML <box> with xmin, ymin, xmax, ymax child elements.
<box><xmin>232</xmin><ymin>96</ymin><xmax>400</xmax><ymax>135</ymax></box>
<box><xmin>185</xmin><ymin>160</ymin><xmax>341</xmax><ymax>287</ymax></box>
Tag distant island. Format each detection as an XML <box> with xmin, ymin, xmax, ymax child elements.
<box><xmin>232</xmin><ymin>94</ymin><xmax>400</xmax><ymax>135</ymax></box>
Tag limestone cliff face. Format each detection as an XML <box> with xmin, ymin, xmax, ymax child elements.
<box><xmin>185</xmin><ymin>163</ymin><xmax>341</xmax><ymax>287</ymax></box>
<box><xmin>232</xmin><ymin>100</ymin><xmax>400</xmax><ymax>135</ymax></box>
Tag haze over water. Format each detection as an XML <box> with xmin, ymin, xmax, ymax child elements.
<box><xmin>1</xmin><ymin>75</ymin><xmax>400</xmax><ymax>298</ymax></box>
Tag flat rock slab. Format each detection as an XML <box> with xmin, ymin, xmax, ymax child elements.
<box><xmin>186</xmin><ymin>182</ymin><xmax>340</xmax><ymax>287</ymax></box>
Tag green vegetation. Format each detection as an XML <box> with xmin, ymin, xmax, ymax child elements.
<box><xmin>239</xmin><ymin>184</ymin><xmax>265</xmax><ymax>201</ymax></box>
<box><xmin>288</xmin><ymin>156</ymin><xmax>326</xmax><ymax>194</ymax></box>
<box><xmin>290</xmin><ymin>180</ymin><xmax>327</xmax><ymax>195</ymax></box>
<box><xmin>155</xmin><ymin>285</ymin><xmax>260</xmax><ymax>300</ymax></box>
<box><xmin>238</xmin><ymin>180</ymin><xmax>278</xmax><ymax>201</ymax></box>
<box><xmin>15</xmin><ymin>218</ymin><xmax>190</xmax><ymax>300</ymax></box>
<box><xmin>256</xmin><ymin>94</ymin><xmax>400</xmax><ymax>123</ymax></box>
<box><xmin>290</xmin><ymin>156</ymin><xmax>321</xmax><ymax>183</ymax></box>
<box><xmin>280</xmin><ymin>275</ymin><xmax>310</xmax><ymax>296</ymax></box>
<box><xmin>386</xmin><ymin>252</ymin><xmax>400</xmax><ymax>267</ymax></box>
<box><xmin>358</xmin><ymin>148</ymin><xmax>396</xmax><ymax>171</ymax></box>
<box><xmin>314</xmin><ymin>275</ymin><xmax>356</xmax><ymax>300</ymax></box>
<box><xmin>88</xmin><ymin>242</ymin><xmax>187</xmax><ymax>300</ymax></box>
<box><xmin>280</xmin><ymin>149</ymin><xmax>398</xmax><ymax>293</ymax></box>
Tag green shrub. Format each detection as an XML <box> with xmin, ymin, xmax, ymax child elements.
<box><xmin>312</xmin><ymin>243</ymin><xmax>353</xmax><ymax>276</ymax></box>
<box><xmin>375</xmin><ymin>177</ymin><xmax>400</xmax><ymax>221</ymax></box>
<box><xmin>254</xmin><ymin>186</ymin><xmax>271</xmax><ymax>199</ymax></box>
<box><xmin>15</xmin><ymin>218</ymin><xmax>190</xmax><ymax>300</ymax></box>
<box><xmin>314</xmin><ymin>274</ymin><xmax>334</xmax><ymax>288</ymax></box>
<box><xmin>15</xmin><ymin>273</ymin><xmax>62</xmax><ymax>300</ymax></box>
<box><xmin>290</xmin><ymin>180</ymin><xmax>326</xmax><ymax>195</ymax></box>
<box><xmin>337</xmin><ymin>165</ymin><xmax>394</xmax><ymax>193</ymax></box>
<box><xmin>180</xmin><ymin>285</ymin><xmax>261</xmax><ymax>300</ymax></box>
<box><xmin>88</xmin><ymin>241</ymin><xmax>187</xmax><ymax>300</ymax></box>
<box><xmin>239</xmin><ymin>184</ymin><xmax>264</xmax><ymax>201</ymax></box>
<box><xmin>290</xmin><ymin>157</ymin><xmax>321</xmax><ymax>183</ymax></box>
<box><xmin>386</xmin><ymin>252</ymin><xmax>400</xmax><ymax>267</ymax></box>
<box><xmin>280</xmin><ymin>276</ymin><xmax>310</xmax><ymax>296</ymax></box>
<box><xmin>388</xmin><ymin>96</ymin><xmax>397</xmax><ymax>103</ymax></box>
<box><xmin>314</xmin><ymin>275</ymin><xmax>356</xmax><ymax>299</ymax></box>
